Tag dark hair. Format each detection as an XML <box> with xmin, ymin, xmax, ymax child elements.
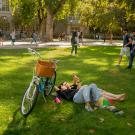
<box><xmin>72</xmin><ymin>31</ymin><xmax>77</xmax><ymax>37</ymax></box>
<box><xmin>131</xmin><ymin>29</ymin><xmax>135</xmax><ymax>32</ymax></box>
<box><xmin>123</xmin><ymin>29</ymin><xmax>128</xmax><ymax>32</ymax></box>
<box><xmin>58</xmin><ymin>81</ymin><xmax>65</xmax><ymax>89</ymax></box>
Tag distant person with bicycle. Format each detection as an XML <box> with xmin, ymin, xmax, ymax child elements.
<box><xmin>54</xmin><ymin>74</ymin><xmax>125</xmax><ymax>114</ymax></box>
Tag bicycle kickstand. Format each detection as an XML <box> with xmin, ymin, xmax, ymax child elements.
<box><xmin>42</xmin><ymin>94</ymin><xmax>47</xmax><ymax>103</ymax></box>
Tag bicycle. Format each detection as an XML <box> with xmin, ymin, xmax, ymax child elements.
<box><xmin>20</xmin><ymin>48</ymin><xmax>58</xmax><ymax>117</ymax></box>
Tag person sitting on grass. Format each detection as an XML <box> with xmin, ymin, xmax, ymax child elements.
<box><xmin>54</xmin><ymin>74</ymin><xmax>126</xmax><ymax>114</ymax></box>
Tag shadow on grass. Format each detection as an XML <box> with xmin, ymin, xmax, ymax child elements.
<box><xmin>1</xmin><ymin>46</ymin><xmax>135</xmax><ymax>135</ymax></box>
<box><xmin>2</xmin><ymin>108</ymin><xmax>28</xmax><ymax>135</ymax></box>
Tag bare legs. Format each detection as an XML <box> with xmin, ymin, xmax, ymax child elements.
<box><xmin>101</xmin><ymin>91</ymin><xmax>126</xmax><ymax>101</ymax></box>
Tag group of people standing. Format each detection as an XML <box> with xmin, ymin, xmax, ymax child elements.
<box><xmin>116</xmin><ymin>29</ymin><xmax>135</xmax><ymax>69</ymax></box>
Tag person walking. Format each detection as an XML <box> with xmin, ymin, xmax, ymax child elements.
<box><xmin>79</xmin><ymin>31</ymin><xmax>83</xmax><ymax>45</ymax></box>
<box><xmin>31</xmin><ymin>31</ymin><xmax>38</xmax><ymax>46</ymax></box>
<box><xmin>127</xmin><ymin>31</ymin><xmax>135</xmax><ymax>69</ymax></box>
<box><xmin>116</xmin><ymin>29</ymin><xmax>131</xmax><ymax>66</ymax></box>
<box><xmin>10</xmin><ymin>30</ymin><xmax>16</xmax><ymax>46</ymax></box>
<box><xmin>71</xmin><ymin>31</ymin><xmax>79</xmax><ymax>56</ymax></box>
<box><xmin>0</xmin><ymin>30</ymin><xmax>3</xmax><ymax>46</ymax></box>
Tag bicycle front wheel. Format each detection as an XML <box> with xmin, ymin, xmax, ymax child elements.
<box><xmin>20</xmin><ymin>82</ymin><xmax>39</xmax><ymax>117</ymax></box>
<box><xmin>44</xmin><ymin>71</ymin><xmax>56</xmax><ymax>96</ymax></box>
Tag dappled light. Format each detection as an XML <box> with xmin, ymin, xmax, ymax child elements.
<box><xmin>0</xmin><ymin>46</ymin><xmax>135</xmax><ymax>135</ymax></box>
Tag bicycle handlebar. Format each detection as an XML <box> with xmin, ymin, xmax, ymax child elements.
<box><xmin>28</xmin><ymin>48</ymin><xmax>41</xmax><ymax>58</ymax></box>
<box><xmin>27</xmin><ymin>48</ymin><xmax>60</xmax><ymax>63</ymax></box>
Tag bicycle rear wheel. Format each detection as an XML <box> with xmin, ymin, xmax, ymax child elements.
<box><xmin>44</xmin><ymin>71</ymin><xmax>56</xmax><ymax>96</ymax></box>
<box><xmin>20</xmin><ymin>82</ymin><xmax>39</xmax><ymax>117</ymax></box>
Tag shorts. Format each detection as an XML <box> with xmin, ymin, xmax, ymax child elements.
<box><xmin>119</xmin><ymin>47</ymin><xmax>130</xmax><ymax>57</ymax></box>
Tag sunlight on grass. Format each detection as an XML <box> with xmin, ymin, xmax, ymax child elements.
<box><xmin>61</xmin><ymin>70</ymin><xmax>79</xmax><ymax>75</ymax></box>
<box><xmin>0</xmin><ymin>47</ymin><xmax>135</xmax><ymax>135</ymax></box>
<box><xmin>50</xmin><ymin>104</ymin><xmax>74</xmax><ymax>122</ymax></box>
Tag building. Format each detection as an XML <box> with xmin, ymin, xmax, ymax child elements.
<box><xmin>0</xmin><ymin>0</ymin><xmax>12</xmax><ymax>32</ymax></box>
<box><xmin>54</xmin><ymin>16</ymin><xmax>89</xmax><ymax>38</ymax></box>
<box><xmin>0</xmin><ymin>1</ymin><xmax>89</xmax><ymax>39</ymax></box>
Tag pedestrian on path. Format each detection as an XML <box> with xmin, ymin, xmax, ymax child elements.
<box><xmin>79</xmin><ymin>31</ymin><xmax>83</xmax><ymax>45</ymax></box>
<box><xmin>0</xmin><ymin>30</ymin><xmax>3</xmax><ymax>46</ymax></box>
<box><xmin>71</xmin><ymin>31</ymin><xmax>79</xmax><ymax>56</ymax></box>
<box><xmin>10</xmin><ymin>30</ymin><xmax>16</xmax><ymax>46</ymax></box>
<box><xmin>31</xmin><ymin>31</ymin><xmax>38</xmax><ymax>46</ymax></box>
<box><xmin>127</xmin><ymin>30</ymin><xmax>135</xmax><ymax>69</ymax></box>
<box><xmin>116</xmin><ymin>29</ymin><xmax>131</xmax><ymax>66</ymax></box>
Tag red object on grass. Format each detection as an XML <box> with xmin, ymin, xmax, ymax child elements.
<box><xmin>54</xmin><ymin>97</ymin><xmax>61</xmax><ymax>103</ymax></box>
<box><xmin>108</xmin><ymin>98</ymin><xmax>114</xmax><ymax>105</ymax></box>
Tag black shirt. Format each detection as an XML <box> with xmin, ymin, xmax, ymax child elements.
<box><xmin>57</xmin><ymin>84</ymin><xmax>78</xmax><ymax>101</ymax></box>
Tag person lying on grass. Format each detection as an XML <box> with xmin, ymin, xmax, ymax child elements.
<box><xmin>54</xmin><ymin>74</ymin><xmax>125</xmax><ymax>114</ymax></box>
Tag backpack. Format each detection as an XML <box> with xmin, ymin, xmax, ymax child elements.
<box><xmin>71</xmin><ymin>36</ymin><xmax>78</xmax><ymax>44</ymax></box>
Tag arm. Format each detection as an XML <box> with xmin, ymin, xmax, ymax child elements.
<box><xmin>54</xmin><ymin>86</ymin><xmax>60</xmax><ymax>91</ymax></box>
<box><xmin>72</xmin><ymin>73</ymin><xmax>80</xmax><ymax>84</ymax></box>
<box><xmin>72</xmin><ymin>74</ymin><xmax>81</xmax><ymax>90</ymax></box>
<box><xmin>124</xmin><ymin>37</ymin><xmax>132</xmax><ymax>47</ymax></box>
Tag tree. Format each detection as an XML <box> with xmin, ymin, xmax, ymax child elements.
<box><xmin>44</xmin><ymin>0</ymin><xmax>67</xmax><ymax>41</ymax></box>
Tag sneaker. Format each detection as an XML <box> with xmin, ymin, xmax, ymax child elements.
<box><xmin>115</xmin><ymin>110</ymin><xmax>124</xmax><ymax>115</ymax></box>
<box><xmin>85</xmin><ymin>106</ymin><xmax>93</xmax><ymax>112</ymax></box>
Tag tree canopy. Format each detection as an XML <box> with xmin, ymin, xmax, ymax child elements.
<box><xmin>9</xmin><ymin>0</ymin><xmax>135</xmax><ymax>40</ymax></box>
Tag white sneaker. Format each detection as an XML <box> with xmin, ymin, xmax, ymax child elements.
<box><xmin>85</xmin><ymin>106</ymin><xmax>93</xmax><ymax>112</ymax></box>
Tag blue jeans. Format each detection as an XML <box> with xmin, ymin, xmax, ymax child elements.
<box><xmin>128</xmin><ymin>50</ymin><xmax>135</xmax><ymax>68</ymax></box>
<box><xmin>73</xmin><ymin>83</ymin><xmax>102</xmax><ymax>103</ymax></box>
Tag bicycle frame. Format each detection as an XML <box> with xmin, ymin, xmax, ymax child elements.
<box><xmin>21</xmin><ymin>48</ymin><xmax>57</xmax><ymax>116</ymax></box>
<box><xmin>28</xmin><ymin>48</ymin><xmax>57</xmax><ymax>93</ymax></box>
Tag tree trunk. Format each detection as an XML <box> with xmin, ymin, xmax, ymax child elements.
<box><xmin>110</xmin><ymin>31</ymin><xmax>113</xmax><ymax>44</ymax></box>
<box><xmin>46</xmin><ymin>9</ymin><xmax>54</xmax><ymax>41</ymax></box>
<box><xmin>39</xmin><ymin>19</ymin><xmax>46</xmax><ymax>41</ymax></box>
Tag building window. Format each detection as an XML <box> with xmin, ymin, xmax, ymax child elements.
<box><xmin>0</xmin><ymin>0</ymin><xmax>9</xmax><ymax>11</ymax></box>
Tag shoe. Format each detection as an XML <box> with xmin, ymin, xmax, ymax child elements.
<box><xmin>85</xmin><ymin>106</ymin><xmax>93</xmax><ymax>112</ymax></box>
<box><xmin>115</xmin><ymin>110</ymin><xmax>124</xmax><ymax>115</ymax></box>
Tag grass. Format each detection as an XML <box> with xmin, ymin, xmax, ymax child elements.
<box><xmin>0</xmin><ymin>46</ymin><xmax>135</xmax><ymax>135</ymax></box>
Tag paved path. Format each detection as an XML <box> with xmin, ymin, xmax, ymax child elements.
<box><xmin>0</xmin><ymin>39</ymin><xmax>123</xmax><ymax>49</ymax></box>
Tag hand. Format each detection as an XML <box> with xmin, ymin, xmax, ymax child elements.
<box><xmin>72</xmin><ymin>73</ymin><xmax>80</xmax><ymax>82</ymax></box>
<box><xmin>54</xmin><ymin>86</ymin><xmax>60</xmax><ymax>91</ymax></box>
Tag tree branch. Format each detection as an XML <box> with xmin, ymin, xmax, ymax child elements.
<box><xmin>52</xmin><ymin>0</ymin><xmax>67</xmax><ymax>15</ymax></box>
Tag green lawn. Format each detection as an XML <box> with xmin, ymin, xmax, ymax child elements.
<box><xmin>0</xmin><ymin>46</ymin><xmax>135</xmax><ymax>135</ymax></box>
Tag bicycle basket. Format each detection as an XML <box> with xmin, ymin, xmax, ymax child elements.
<box><xmin>36</xmin><ymin>60</ymin><xmax>56</xmax><ymax>77</ymax></box>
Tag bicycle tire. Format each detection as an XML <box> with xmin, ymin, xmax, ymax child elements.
<box><xmin>20</xmin><ymin>82</ymin><xmax>39</xmax><ymax>117</ymax></box>
<box><xmin>44</xmin><ymin>71</ymin><xmax>56</xmax><ymax>97</ymax></box>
